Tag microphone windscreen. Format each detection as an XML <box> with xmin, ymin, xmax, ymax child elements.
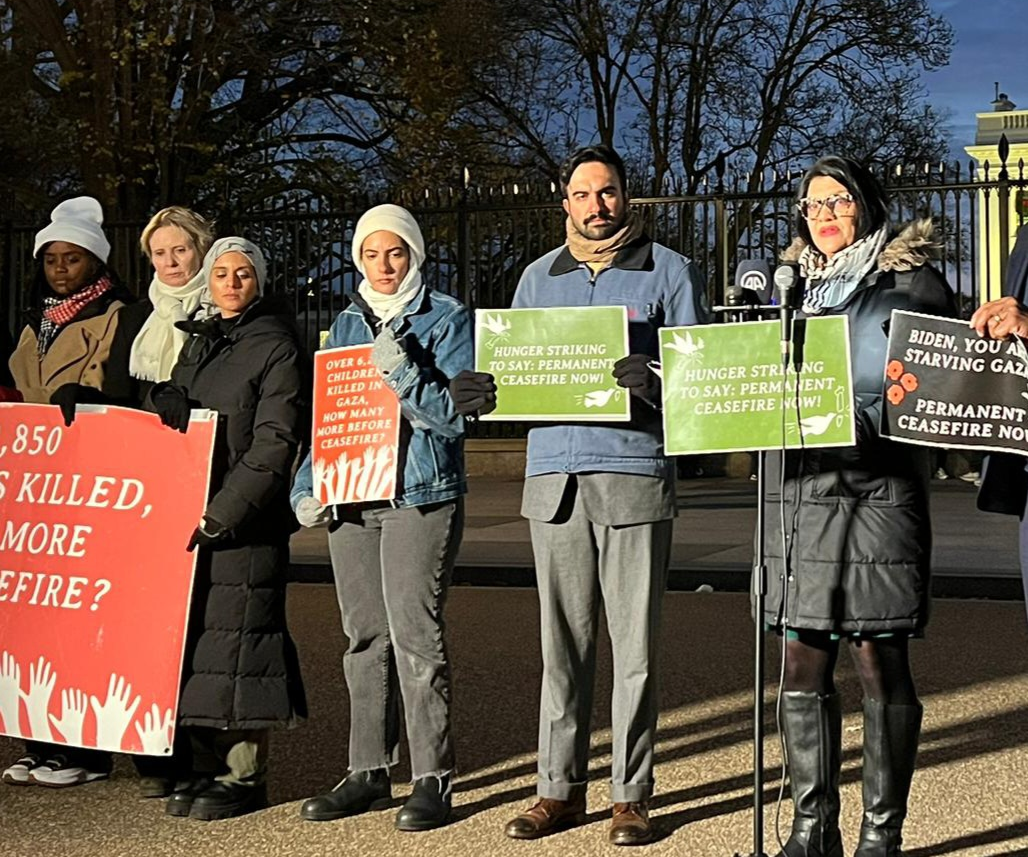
<box><xmin>773</xmin><ymin>262</ymin><xmax>802</xmax><ymax>307</ymax></box>
<box><xmin>734</xmin><ymin>259</ymin><xmax>774</xmax><ymax>305</ymax></box>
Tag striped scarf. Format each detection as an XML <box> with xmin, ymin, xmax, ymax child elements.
<box><xmin>38</xmin><ymin>276</ymin><xmax>113</xmax><ymax>355</ymax></box>
<box><xmin>799</xmin><ymin>227</ymin><xmax>887</xmax><ymax>315</ymax></box>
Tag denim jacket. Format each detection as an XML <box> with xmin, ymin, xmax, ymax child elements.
<box><xmin>291</xmin><ymin>285</ymin><xmax>473</xmax><ymax>509</ymax></box>
<box><xmin>513</xmin><ymin>235</ymin><xmax>710</xmax><ymax>479</ymax></box>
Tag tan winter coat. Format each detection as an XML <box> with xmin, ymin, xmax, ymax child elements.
<box><xmin>9</xmin><ymin>298</ymin><xmax>125</xmax><ymax>404</ymax></box>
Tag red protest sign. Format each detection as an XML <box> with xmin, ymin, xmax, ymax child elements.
<box><xmin>0</xmin><ymin>403</ymin><xmax>216</xmax><ymax>755</ymax></box>
<box><xmin>312</xmin><ymin>344</ymin><xmax>400</xmax><ymax>505</ymax></box>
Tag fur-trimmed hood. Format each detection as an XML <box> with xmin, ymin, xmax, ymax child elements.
<box><xmin>780</xmin><ymin>218</ymin><xmax>940</xmax><ymax>273</ymax></box>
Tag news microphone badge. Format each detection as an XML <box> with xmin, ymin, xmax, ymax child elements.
<box><xmin>739</xmin><ymin>266</ymin><xmax>768</xmax><ymax>295</ymax></box>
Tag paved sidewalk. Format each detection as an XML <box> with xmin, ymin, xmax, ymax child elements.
<box><xmin>4</xmin><ymin>588</ymin><xmax>1028</xmax><ymax>857</ymax></box>
<box><xmin>290</xmin><ymin>475</ymin><xmax>1023</xmax><ymax>596</ymax></box>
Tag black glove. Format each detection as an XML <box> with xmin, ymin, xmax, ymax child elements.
<box><xmin>49</xmin><ymin>383</ymin><xmax>106</xmax><ymax>427</ymax></box>
<box><xmin>186</xmin><ymin>515</ymin><xmax>230</xmax><ymax>552</ymax></box>
<box><xmin>448</xmin><ymin>370</ymin><xmax>497</xmax><ymax>416</ymax></box>
<box><xmin>152</xmin><ymin>383</ymin><xmax>192</xmax><ymax>433</ymax></box>
<box><xmin>612</xmin><ymin>354</ymin><xmax>662</xmax><ymax>407</ymax></box>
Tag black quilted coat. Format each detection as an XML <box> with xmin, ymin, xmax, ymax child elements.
<box><xmin>760</xmin><ymin>221</ymin><xmax>956</xmax><ymax>635</ymax></box>
<box><xmin>157</xmin><ymin>297</ymin><xmax>310</xmax><ymax>728</ymax></box>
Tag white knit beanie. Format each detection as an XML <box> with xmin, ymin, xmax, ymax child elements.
<box><xmin>34</xmin><ymin>196</ymin><xmax>111</xmax><ymax>262</ymax></box>
<box><xmin>351</xmin><ymin>204</ymin><xmax>426</xmax><ymax>275</ymax></box>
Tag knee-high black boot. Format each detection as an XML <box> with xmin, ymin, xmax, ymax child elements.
<box><xmin>854</xmin><ymin>699</ymin><xmax>923</xmax><ymax>857</ymax></box>
<box><xmin>776</xmin><ymin>691</ymin><xmax>843</xmax><ymax>857</ymax></box>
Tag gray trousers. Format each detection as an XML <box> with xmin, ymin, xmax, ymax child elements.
<box><xmin>524</xmin><ymin>473</ymin><xmax>673</xmax><ymax>803</ymax></box>
<box><xmin>327</xmin><ymin>498</ymin><xmax>463</xmax><ymax>779</ymax></box>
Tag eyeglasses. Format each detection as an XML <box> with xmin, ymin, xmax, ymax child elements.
<box><xmin>796</xmin><ymin>193</ymin><xmax>856</xmax><ymax>218</ymax></box>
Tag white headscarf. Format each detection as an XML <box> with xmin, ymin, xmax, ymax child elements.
<box><xmin>202</xmin><ymin>236</ymin><xmax>267</xmax><ymax>294</ymax></box>
<box><xmin>352</xmin><ymin>204</ymin><xmax>425</xmax><ymax>323</ymax></box>
<box><xmin>128</xmin><ymin>268</ymin><xmax>210</xmax><ymax>382</ymax></box>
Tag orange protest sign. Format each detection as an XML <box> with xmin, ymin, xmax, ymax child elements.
<box><xmin>0</xmin><ymin>403</ymin><xmax>216</xmax><ymax>755</ymax></box>
<box><xmin>312</xmin><ymin>345</ymin><xmax>400</xmax><ymax>505</ymax></box>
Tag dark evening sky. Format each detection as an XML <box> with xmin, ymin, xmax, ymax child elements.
<box><xmin>925</xmin><ymin>0</ymin><xmax>1028</xmax><ymax>162</ymax></box>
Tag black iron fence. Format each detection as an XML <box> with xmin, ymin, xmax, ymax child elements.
<box><xmin>4</xmin><ymin>149</ymin><xmax>1028</xmax><ymax>374</ymax></box>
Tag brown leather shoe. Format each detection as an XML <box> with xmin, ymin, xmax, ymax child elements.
<box><xmin>609</xmin><ymin>801</ymin><xmax>653</xmax><ymax>846</ymax></box>
<box><xmin>504</xmin><ymin>796</ymin><xmax>587</xmax><ymax>839</ymax></box>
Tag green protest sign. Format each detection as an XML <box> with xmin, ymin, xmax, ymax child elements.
<box><xmin>660</xmin><ymin>317</ymin><xmax>855</xmax><ymax>454</ymax></box>
<box><xmin>475</xmin><ymin>306</ymin><xmax>629</xmax><ymax>421</ymax></box>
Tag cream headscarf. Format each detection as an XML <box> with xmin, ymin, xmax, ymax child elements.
<box><xmin>352</xmin><ymin>204</ymin><xmax>426</xmax><ymax>323</ymax></box>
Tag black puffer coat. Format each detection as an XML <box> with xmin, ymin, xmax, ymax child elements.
<box><xmin>157</xmin><ymin>297</ymin><xmax>310</xmax><ymax>728</ymax></box>
<box><xmin>761</xmin><ymin>221</ymin><xmax>956</xmax><ymax>634</ymax></box>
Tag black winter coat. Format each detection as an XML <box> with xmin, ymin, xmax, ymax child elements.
<box><xmin>156</xmin><ymin>297</ymin><xmax>310</xmax><ymax>729</ymax></box>
<box><xmin>103</xmin><ymin>298</ymin><xmax>154</xmax><ymax>407</ymax></box>
<box><xmin>761</xmin><ymin>221</ymin><xmax>956</xmax><ymax>635</ymax></box>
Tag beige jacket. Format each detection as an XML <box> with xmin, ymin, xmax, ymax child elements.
<box><xmin>9</xmin><ymin>300</ymin><xmax>124</xmax><ymax>404</ymax></box>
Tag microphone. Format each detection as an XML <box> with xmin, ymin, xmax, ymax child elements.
<box><xmin>773</xmin><ymin>263</ymin><xmax>801</xmax><ymax>365</ymax></box>
<box><xmin>735</xmin><ymin>259</ymin><xmax>774</xmax><ymax>305</ymax></box>
<box><xmin>773</xmin><ymin>262</ymin><xmax>802</xmax><ymax>309</ymax></box>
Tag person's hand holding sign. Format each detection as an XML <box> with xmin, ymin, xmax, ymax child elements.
<box><xmin>371</xmin><ymin>326</ymin><xmax>409</xmax><ymax>378</ymax></box>
<box><xmin>970</xmin><ymin>296</ymin><xmax>1028</xmax><ymax>340</ymax></box>
<box><xmin>151</xmin><ymin>383</ymin><xmax>192</xmax><ymax>433</ymax></box>
<box><xmin>448</xmin><ymin>370</ymin><xmax>497</xmax><ymax>417</ymax></box>
<box><xmin>186</xmin><ymin>515</ymin><xmax>230</xmax><ymax>551</ymax></box>
<box><xmin>612</xmin><ymin>354</ymin><xmax>662</xmax><ymax>408</ymax></box>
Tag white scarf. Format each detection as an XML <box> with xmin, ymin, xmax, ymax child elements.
<box><xmin>357</xmin><ymin>272</ymin><xmax>423</xmax><ymax>324</ymax></box>
<box><xmin>800</xmin><ymin>225</ymin><xmax>888</xmax><ymax>314</ymax></box>
<box><xmin>129</xmin><ymin>270</ymin><xmax>209</xmax><ymax>382</ymax></box>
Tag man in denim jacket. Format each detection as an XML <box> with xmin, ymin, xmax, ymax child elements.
<box><xmin>451</xmin><ymin>145</ymin><xmax>709</xmax><ymax>845</ymax></box>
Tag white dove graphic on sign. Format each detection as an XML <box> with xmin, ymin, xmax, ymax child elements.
<box><xmin>798</xmin><ymin>413</ymin><xmax>838</xmax><ymax>437</ymax></box>
<box><xmin>665</xmin><ymin>330</ymin><xmax>704</xmax><ymax>359</ymax></box>
<box><xmin>575</xmin><ymin>389</ymin><xmax>619</xmax><ymax>408</ymax></box>
<box><xmin>482</xmin><ymin>313</ymin><xmax>512</xmax><ymax>346</ymax></box>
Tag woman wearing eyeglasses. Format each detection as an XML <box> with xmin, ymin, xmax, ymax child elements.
<box><xmin>762</xmin><ymin>156</ymin><xmax>955</xmax><ymax>857</ymax></box>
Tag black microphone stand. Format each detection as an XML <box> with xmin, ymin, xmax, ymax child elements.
<box><xmin>711</xmin><ymin>292</ymin><xmax>794</xmax><ymax>857</ymax></box>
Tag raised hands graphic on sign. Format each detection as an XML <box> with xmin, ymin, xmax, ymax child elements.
<box><xmin>23</xmin><ymin>657</ymin><xmax>57</xmax><ymax>742</ymax></box>
<box><xmin>134</xmin><ymin>704</ymin><xmax>174</xmax><ymax>755</ymax></box>
<box><xmin>49</xmin><ymin>688</ymin><xmax>88</xmax><ymax>745</ymax></box>
<box><xmin>0</xmin><ymin>652</ymin><xmax>21</xmax><ymax>736</ymax></box>
<box><xmin>90</xmin><ymin>674</ymin><xmax>141</xmax><ymax>749</ymax></box>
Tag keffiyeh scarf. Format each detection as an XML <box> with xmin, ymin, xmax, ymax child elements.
<box><xmin>800</xmin><ymin>226</ymin><xmax>888</xmax><ymax>314</ymax></box>
<box><xmin>38</xmin><ymin>276</ymin><xmax>113</xmax><ymax>355</ymax></box>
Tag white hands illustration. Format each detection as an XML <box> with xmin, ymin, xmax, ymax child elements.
<box><xmin>90</xmin><ymin>674</ymin><xmax>141</xmax><ymax>751</ymax></box>
<box><xmin>0</xmin><ymin>651</ymin><xmax>22</xmax><ymax>736</ymax></box>
<box><xmin>134</xmin><ymin>704</ymin><xmax>174</xmax><ymax>755</ymax></box>
<box><xmin>22</xmin><ymin>657</ymin><xmax>57</xmax><ymax>741</ymax></box>
<box><xmin>49</xmin><ymin>688</ymin><xmax>88</xmax><ymax>745</ymax></box>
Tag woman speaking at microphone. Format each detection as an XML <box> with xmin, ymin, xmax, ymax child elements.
<box><xmin>762</xmin><ymin>156</ymin><xmax>954</xmax><ymax>857</ymax></box>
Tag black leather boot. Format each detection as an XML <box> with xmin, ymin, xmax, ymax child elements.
<box><xmin>395</xmin><ymin>773</ymin><xmax>452</xmax><ymax>831</ymax></box>
<box><xmin>776</xmin><ymin>691</ymin><xmax>843</xmax><ymax>857</ymax></box>
<box><xmin>300</xmin><ymin>769</ymin><xmax>392</xmax><ymax>821</ymax></box>
<box><xmin>165</xmin><ymin>777</ymin><xmax>215</xmax><ymax>817</ymax></box>
<box><xmin>188</xmin><ymin>781</ymin><xmax>268</xmax><ymax>820</ymax></box>
<box><xmin>854</xmin><ymin>699</ymin><xmax>923</xmax><ymax>857</ymax></box>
